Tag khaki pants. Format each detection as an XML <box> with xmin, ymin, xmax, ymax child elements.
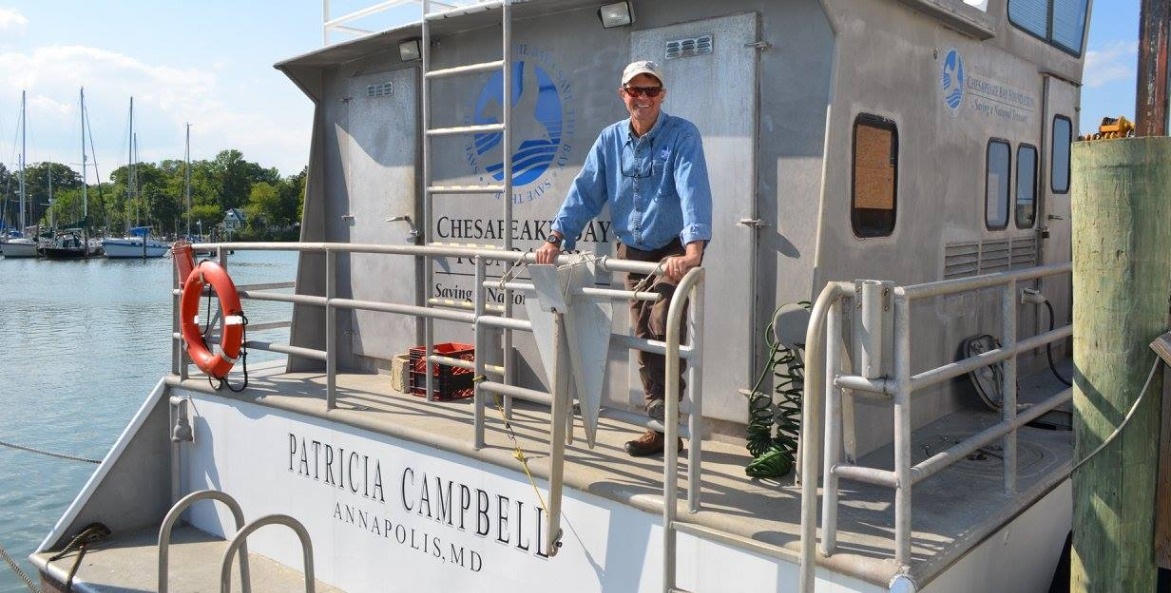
<box><xmin>617</xmin><ymin>240</ymin><xmax>688</xmax><ymax>410</ymax></box>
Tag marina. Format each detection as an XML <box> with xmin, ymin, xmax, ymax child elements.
<box><xmin>1</xmin><ymin>0</ymin><xmax>1168</xmax><ymax>592</ymax></box>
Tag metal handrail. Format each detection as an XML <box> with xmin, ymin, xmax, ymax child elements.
<box><xmin>797</xmin><ymin>263</ymin><xmax>1073</xmax><ymax>593</ymax></box>
<box><xmin>173</xmin><ymin>241</ymin><xmax>707</xmax><ymax>545</ymax></box>
<box><xmin>158</xmin><ymin>489</ymin><xmax>251</xmax><ymax>593</ymax></box>
<box><xmin>661</xmin><ymin>267</ymin><xmax>706</xmax><ymax>593</ymax></box>
<box><xmin>220</xmin><ymin>514</ymin><xmax>314</xmax><ymax>593</ymax></box>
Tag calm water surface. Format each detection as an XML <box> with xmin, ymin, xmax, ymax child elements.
<box><xmin>0</xmin><ymin>250</ymin><xmax>297</xmax><ymax>593</ymax></box>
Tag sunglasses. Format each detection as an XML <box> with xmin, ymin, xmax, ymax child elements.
<box><xmin>623</xmin><ymin>85</ymin><xmax>664</xmax><ymax>98</ymax></box>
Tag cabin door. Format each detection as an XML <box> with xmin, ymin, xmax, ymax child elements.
<box><xmin>344</xmin><ymin>68</ymin><xmax>420</xmax><ymax>361</ymax></box>
<box><xmin>1038</xmin><ymin>76</ymin><xmax>1077</xmax><ymax>339</ymax></box>
<box><xmin>629</xmin><ymin>14</ymin><xmax>758</xmax><ymax>422</ymax></box>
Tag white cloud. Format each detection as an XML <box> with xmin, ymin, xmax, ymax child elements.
<box><xmin>0</xmin><ymin>43</ymin><xmax>309</xmax><ymax>176</ymax></box>
<box><xmin>1084</xmin><ymin>40</ymin><xmax>1138</xmax><ymax>89</ymax></box>
<box><xmin>0</xmin><ymin>8</ymin><xmax>28</xmax><ymax>35</ymax></box>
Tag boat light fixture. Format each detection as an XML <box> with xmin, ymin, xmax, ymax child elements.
<box><xmin>399</xmin><ymin>38</ymin><xmax>422</xmax><ymax>62</ymax></box>
<box><xmin>598</xmin><ymin>2</ymin><xmax>633</xmax><ymax>28</ymax></box>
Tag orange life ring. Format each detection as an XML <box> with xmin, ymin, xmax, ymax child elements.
<box><xmin>180</xmin><ymin>261</ymin><xmax>244</xmax><ymax>379</ymax></box>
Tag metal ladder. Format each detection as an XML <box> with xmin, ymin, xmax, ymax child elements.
<box><xmin>420</xmin><ymin>0</ymin><xmax>517</xmax><ymax>401</ymax></box>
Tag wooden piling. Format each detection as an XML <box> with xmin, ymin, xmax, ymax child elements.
<box><xmin>1070</xmin><ymin>137</ymin><xmax>1170</xmax><ymax>593</ymax></box>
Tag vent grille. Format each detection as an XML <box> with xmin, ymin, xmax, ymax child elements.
<box><xmin>666</xmin><ymin>35</ymin><xmax>714</xmax><ymax>60</ymax></box>
<box><xmin>367</xmin><ymin>82</ymin><xmax>393</xmax><ymax>98</ymax></box>
<box><xmin>943</xmin><ymin>235</ymin><xmax>1038</xmax><ymax>279</ymax></box>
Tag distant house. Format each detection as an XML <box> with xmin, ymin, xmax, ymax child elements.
<box><xmin>222</xmin><ymin>208</ymin><xmax>247</xmax><ymax>233</ymax></box>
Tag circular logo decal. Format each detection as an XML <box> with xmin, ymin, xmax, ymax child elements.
<box><xmin>465</xmin><ymin>49</ymin><xmax>575</xmax><ymax>202</ymax></box>
<box><xmin>941</xmin><ymin>48</ymin><xmax>965</xmax><ymax>117</ymax></box>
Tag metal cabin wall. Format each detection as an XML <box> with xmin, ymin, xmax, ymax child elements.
<box><xmin>816</xmin><ymin>0</ymin><xmax>1080</xmax><ymax>457</ymax></box>
<box><xmin>418</xmin><ymin>0</ymin><xmax>834</xmax><ymax>426</ymax></box>
<box><xmin>284</xmin><ymin>0</ymin><xmax>836</xmax><ymax>431</ymax></box>
<box><xmin>634</xmin><ymin>2</ymin><xmax>835</xmax><ymax>426</ymax></box>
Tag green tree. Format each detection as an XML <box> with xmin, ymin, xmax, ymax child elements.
<box><xmin>209</xmin><ymin>150</ymin><xmax>277</xmax><ymax>211</ymax></box>
<box><xmin>189</xmin><ymin>204</ymin><xmax>223</xmax><ymax>239</ymax></box>
<box><xmin>245</xmin><ymin>181</ymin><xmax>279</xmax><ymax>230</ymax></box>
<box><xmin>28</xmin><ymin>162</ymin><xmax>84</xmax><ymax>228</ymax></box>
<box><xmin>278</xmin><ymin>167</ymin><xmax>307</xmax><ymax>226</ymax></box>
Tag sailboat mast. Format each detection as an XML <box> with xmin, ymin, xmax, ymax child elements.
<box><xmin>185</xmin><ymin>123</ymin><xmax>192</xmax><ymax>237</ymax></box>
<box><xmin>133</xmin><ymin>132</ymin><xmax>140</xmax><ymax>227</ymax></box>
<box><xmin>80</xmin><ymin>88</ymin><xmax>88</xmax><ymax>221</ymax></box>
<box><xmin>47</xmin><ymin>165</ymin><xmax>53</xmax><ymax>230</ymax></box>
<box><xmin>127</xmin><ymin>97</ymin><xmax>134</xmax><ymax>231</ymax></box>
<box><xmin>18</xmin><ymin>90</ymin><xmax>26</xmax><ymax>234</ymax></box>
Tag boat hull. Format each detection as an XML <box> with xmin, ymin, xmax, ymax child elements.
<box><xmin>102</xmin><ymin>238</ymin><xmax>169</xmax><ymax>259</ymax></box>
<box><xmin>36</xmin><ymin>381</ymin><xmax>1069</xmax><ymax>593</ymax></box>
<box><xmin>41</xmin><ymin>248</ymin><xmax>89</xmax><ymax>259</ymax></box>
<box><xmin>1</xmin><ymin>240</ymin><xmax>39</xmax><ymax>258</ymax></box>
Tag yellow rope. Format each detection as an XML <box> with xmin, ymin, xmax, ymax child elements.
<box><xmin>477</xmin><ymin>376</ymin><xmax>552</xmax><ymax>521</ymax></box>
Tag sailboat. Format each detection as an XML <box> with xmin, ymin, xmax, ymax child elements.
<box><xmin>103</xmin><ymin>97</ymin><xmax>168</xmax><ymax>259</ymax></box>
<box><xmin>43</xmin><ymin>88</ymin><xmax>101</xmax><ymax>260</ymax></box>
<box><xmin>1</xmin><ymin>91</ymin><xmax>41</xmax><ymax>258</ymax></box>
<box><xmin>181</xmin><ymin>123</ymin><xmax>214</xmax><ymax>256</ymax></box>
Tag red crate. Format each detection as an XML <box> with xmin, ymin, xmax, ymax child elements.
<box><xmin>408</xmin><ymin>343</ymin><xmax>475</xmax><ymax>400</ymax></box>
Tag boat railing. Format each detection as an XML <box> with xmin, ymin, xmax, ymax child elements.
<box><xmin>322</xmin><ymin>0</ymin><xmax>489</xmax><ymax>45</ymax></box>
<box><xmin>797</xmin><ymin>263</ymin><xmax>1074</xmax><ymax>593</ymax></box>
<box><xmin>171</xmin><ymin>241</ymin><xmax>705</xmax><ymax>572</ymax></box>
<box><xmin>158</xmin><ymin>489</ymin><xmax>252</xmax><ymax>593</ymax></box>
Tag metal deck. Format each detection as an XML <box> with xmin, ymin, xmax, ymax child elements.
<box><xmin>35</xmin><ymin>357</ymin><xmax>1073</xmax><ymax>591</ymax></box>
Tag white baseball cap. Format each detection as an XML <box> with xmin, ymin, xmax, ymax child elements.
<box><xmin>621</xmin><ymin>60</ymin><xmax>665</xmax><ymax>86</ymax></box>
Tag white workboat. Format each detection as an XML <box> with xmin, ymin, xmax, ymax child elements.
<box><xmin>102</xmin><ymin>228</ymin><xmax>170</xmax><ymax>259</ymax></box>
<box><xmin>32</xmin><ymin>1</ymin><xmax>1089</xmax><ymax>592</ymax></box>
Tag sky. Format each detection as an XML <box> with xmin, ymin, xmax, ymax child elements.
<box><xmin>0</xmin><ymin>0</ymin><xmax>1145</xmax><ymax>183</ymax></box>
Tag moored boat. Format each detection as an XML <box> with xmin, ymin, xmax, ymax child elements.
<box><xmin>29</xmin><ymin>1</ymin><xmax>1099</xmax><ymax>592</ymax></box>
<box><xmin>41</xmin><ymin>228</ymin><xmax>101</xmax><ymax>259</ymax></box>
<box><xmin>102</xmin><ymin>227</ymin><xmax>170</xmax><ymax>259</ymax></box>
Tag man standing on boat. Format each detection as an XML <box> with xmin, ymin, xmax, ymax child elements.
<box><xmin>536</xmin><ymin>60</ymin><xmax>712</xmax><ymax>457</ymax></box>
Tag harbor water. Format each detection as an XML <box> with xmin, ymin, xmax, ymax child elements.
<box><xmin>0</xmin><ymin>250</ymin><xmax>297</xmax><ymax>593</ymax></box>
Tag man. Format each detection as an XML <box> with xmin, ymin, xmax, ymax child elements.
<box><xmin>535</xmin><ymin>60</ymin><xmax>712</xmax><ymax>457</ymax></box>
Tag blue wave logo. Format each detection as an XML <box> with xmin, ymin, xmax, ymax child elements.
<box><xmin>470</xmin><ymin>61</ymin><xmax>563</xmax><ymax>186</ymax></box>
<box><xmin>941</xmin><ymin>48</ymin><xmax>965</xmax><ymax>117</ymax></box>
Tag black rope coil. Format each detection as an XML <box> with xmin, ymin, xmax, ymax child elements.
<box><xmin>202</xmin><ymin>280</ymin><xmax>250</xmax><ymax>393</ymax></box>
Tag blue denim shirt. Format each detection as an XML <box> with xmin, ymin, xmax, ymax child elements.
<box><xmin>552</xmin><ymin>112</ymin><xmax>713</xmax><ymax>251</ymax></box>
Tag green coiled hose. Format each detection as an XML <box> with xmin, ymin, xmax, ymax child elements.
<box><xmin>744</xmin><ymin>302</ymin><xmax>809</xmax><ymax>478</ymax></box>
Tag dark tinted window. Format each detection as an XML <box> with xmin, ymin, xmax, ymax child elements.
<box><xmin>1008</xmin><ymin>0</ymin><xmax>1089</xmax><ymax>55</ymax></box>
<box><xmin>1052</xmin><ymin>116</ymin><xmax>1072</xmax><ymax>194</ymax></box>
<box><xmin>852</xmin><ymin>114</ymin><xmax>898</xmax><ymax>238</ymax></box>
<box><xmin>1016</xmin><ymin>145</ymin><xmax>1038</xmax><ymax>228</ymax></box>
<box><xmin>986</xmin><ymin>140</ymin><xmax>1011</xmax><ymax>230</ymax></box>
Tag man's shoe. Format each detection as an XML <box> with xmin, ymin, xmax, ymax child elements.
<box><xmin>646</xmin><ymin>400</ymin><xmax>666</xmax><ymax>423</ymax></box>
<box><xmin>624</xmin><ymin>430</ymin><xmax>684</xmax><ymax>458</ymax></box>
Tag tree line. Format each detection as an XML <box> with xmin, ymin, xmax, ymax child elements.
<box><xmin>0</xmin><ymin>149</ymin><xmax>306</xmax><ymax>241</ymax></box>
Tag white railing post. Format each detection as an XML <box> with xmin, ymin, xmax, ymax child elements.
<box><xmin>820</xmin><ymin>297</ymin><xmax>844</xmax><ymax>555</ymax></box>
<box><xmin>325</xmin><ymin>249</ymin><xmax>337</xmax><ymax>410</ymax></box>
<box><xmin>892</xmin><ymin>290</ymin><xmax>913</xmax><ymax>565</ymax></box>
<box><xmin>1001</xmin><ymin>279</ymin><xmax>1018</xmax><ymax>494</ymax></box>
<box><xmin>798</xmin><ymin>281</ymin><xmax>852</xmax><ymax>593</ymax></box>
<box><xmin>473</xmin><ymin>256</ymin><xmax>487</xmax><ymax>449</ymax></box>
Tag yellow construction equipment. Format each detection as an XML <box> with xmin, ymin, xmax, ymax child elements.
<box><xmin>1080</xmin><ymin>116</ymin><xmax>1135</xmax><ymax>140</ymax></box>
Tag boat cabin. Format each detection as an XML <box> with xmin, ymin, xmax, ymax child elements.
<box><xmin>32</xmin><ymin>1</ymin><xmax>1090</xmax><ymax>592</ymax></box>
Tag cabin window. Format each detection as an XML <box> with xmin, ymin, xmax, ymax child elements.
<box><xmin>852</xmin><ymin>115</ymin><xmax>898</xmax><ymax>238</ymax></box>
<box><xmin>1051</xmin><ymin>115</ymin><xmax>1072</xmax><ymax>194</ymax></box>
<box><xmin>1008</xmin><ymin>0</ymin><xmax>1089</xmax><ymax>55</ymax></box>
<box><xmin>1015</xmin><ymin>145</ymin><xmax>1038</xmax><ymax>228</ymax></box>
<box><xmin>985</xmin><ymin>139</ymin><xmax>1011</xmax><ymax>230</ymax></box>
